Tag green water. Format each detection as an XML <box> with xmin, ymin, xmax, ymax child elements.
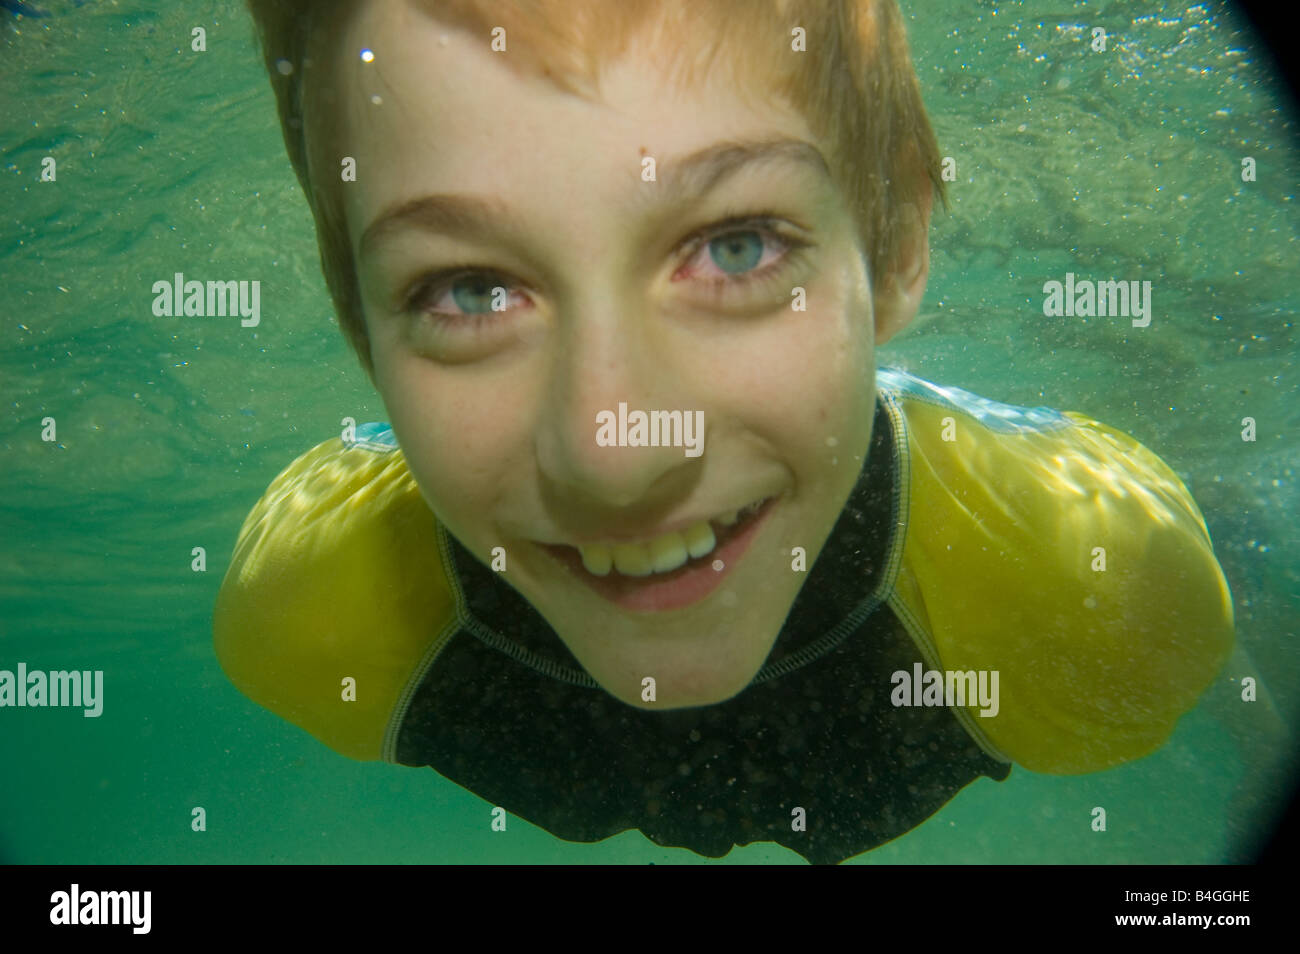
<box><xmin>1</xmin><ymin>0</ymin><xmax>1295</xmax><ymax>863</ymax></box>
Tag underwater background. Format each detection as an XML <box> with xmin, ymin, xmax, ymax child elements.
<box><xmin>1</xmin><ymin>0</ymin><xmax>1296</xmax><ymax>863</ymax></box>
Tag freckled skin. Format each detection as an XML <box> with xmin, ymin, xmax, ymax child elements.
<box><xmin>329</xmin><ymin>3</ymin><xmax>929</xmax><ymax>709</ymax></box>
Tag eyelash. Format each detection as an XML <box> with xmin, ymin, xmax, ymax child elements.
<box><xmin>399</xmin><ymin>213</ymin><xmax>811</xmax><ymax>328</ymax></box>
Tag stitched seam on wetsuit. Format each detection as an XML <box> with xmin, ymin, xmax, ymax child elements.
<box><xmin>876</xmin><ymin>389</ymin><xmax>910</xmax><ymax>595</ymax></box>
<box><xmin>884</xmin><ymin>392</ymin><xmax>1012</xmax><ymax>766</ymax></box>
<box><xmin>750</xmin><ymin>596</ymin><xmax>878</xmax><ymax>684</ymax></box>
<box><xmin>436</xmin><ymin>521</ymin><xmax>600</xmax><ymax>688</ymax></box>
<box><xmin>750</xmin><ymin>389</ymin><xmax>909</xmax><ymax>685</ymax></box>
<box><xmin>381</xmin><ymin>615</ymin><xmax>460</xmax><ymax>763</ymax></box>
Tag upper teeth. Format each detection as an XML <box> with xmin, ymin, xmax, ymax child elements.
<box><xmin>577</xmin><ymin>500</ymin><xmax>765</xmax><ymax>577</ymax></box>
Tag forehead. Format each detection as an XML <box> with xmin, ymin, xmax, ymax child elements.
<box><xmin>305</xmin><ymin>3</ymin><xmax>822</xmax><ymax>239</ymax></box>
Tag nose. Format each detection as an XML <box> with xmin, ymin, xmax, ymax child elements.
<box><xmin>535</xmin><ymin>293</ymin><xmax>702</xmax><ymax>514</ymax></box>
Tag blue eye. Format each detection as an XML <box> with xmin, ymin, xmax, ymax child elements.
<box><xmin>450</xmin><ymin>275</ymin><xmax>501</xmax><ymax>314</ymax></box>
<box><xmin>707</xmin><ymin>231</ymin><xmax>765</xmax><ymax>274</ymax></box>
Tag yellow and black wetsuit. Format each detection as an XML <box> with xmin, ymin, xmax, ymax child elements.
<box><xmin>213</xmin><ymin>368</ymin><xmax>1234</xmax><ymax>864</ymax></box>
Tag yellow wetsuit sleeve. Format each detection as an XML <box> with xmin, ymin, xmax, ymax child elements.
<box><xmin>213</xmin><ymin>439</ymin><xmax>455</xmax><ymax>761</ymax></box>
<box><xmin>891</xmin><ymin>402</ymin><xmax>1234</xmax><ymax>774</ymax></box>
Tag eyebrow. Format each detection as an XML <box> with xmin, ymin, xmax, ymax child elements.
<box><xmin>358</xmin><ymin>137</ymin><xmax>831</xmax><ymax>259</ymax></box>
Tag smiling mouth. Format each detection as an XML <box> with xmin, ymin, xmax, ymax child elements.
<box><xmin>538</xmin><ymin>495</ymin><xmax>779</xmax><ymax>612</ymax></box>
<box><xmin>567</xmin><ymin>495</ymin><xmax>774</xmax><ymax>578</ymax></box>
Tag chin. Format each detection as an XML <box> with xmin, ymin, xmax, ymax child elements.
<box><xmin>602</xmin><ymin>652</ymin><xmax>764</xmax><ymax>710</ymax></box>
<box><xmin>616</xmin><ymin>685</ymin><xmax>742</xmax><ymax>711</ymax></box>
<box><xmin>546</xmin><ymin>589</ymin><xmax>788</xmax><ymax>709</ymax></box>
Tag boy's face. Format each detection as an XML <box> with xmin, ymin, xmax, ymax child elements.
<box><xmin>329</xmin><ymin>3</ymin><xmax>924</xmax><ymax>708</ymax></box>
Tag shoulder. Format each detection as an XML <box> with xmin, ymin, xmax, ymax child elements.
<box><xmin>880</xmin><ymin>369</ymin><xmax>1234</xmax><ymax>773</ymax></box>
<box><xmin>213</xmin><ymin>427</ymin><xmax>456</xmax><ymax>761</ymax></box>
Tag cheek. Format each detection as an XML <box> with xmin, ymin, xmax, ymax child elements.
<box><xmin>746</xmin><ymin>303</ymin><xmax>872</xmax><ymax>433</ymax></box>
<box><xmin>375</xmin><ymin>357</ymin><xmax>523</xmax><ymax>518</ymax></box>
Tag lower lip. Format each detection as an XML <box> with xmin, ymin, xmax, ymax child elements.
<box><xmin>543</xmin><ymin>497</ymin><xmax>778</xmax><ymax>613</ymax></box>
